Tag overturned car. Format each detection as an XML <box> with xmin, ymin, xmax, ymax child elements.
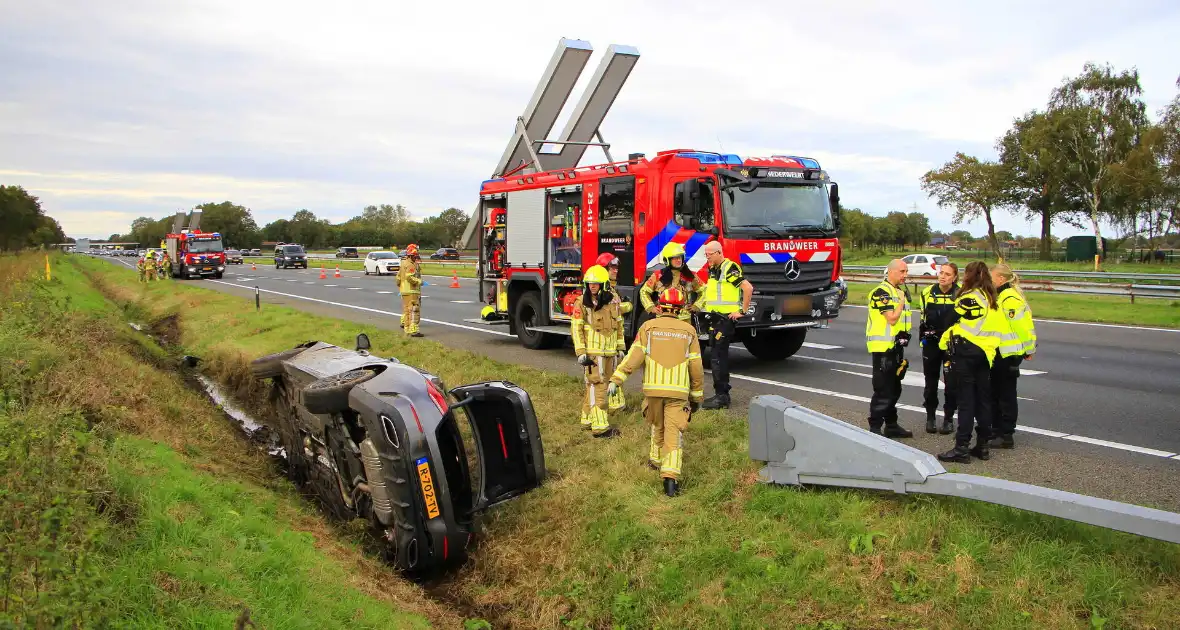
<box><xmin>250</xmin><ymin>334</ymin><xmax>546</xmax><ymax>573</ymax></box>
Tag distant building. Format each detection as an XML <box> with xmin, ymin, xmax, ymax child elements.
<box><xmin>928</xmin><ymin>237</ymin><xmax>946</xmax><ymax>248</ymax></box>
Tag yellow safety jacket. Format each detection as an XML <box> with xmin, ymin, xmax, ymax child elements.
<box><xmin>397</xmin><ymin>259</ymin><xmax>422</xmax><ymax>294</ymax></box>
<box><xmin>571</xmin><ymin>298</ymin><xmax>625</xmax><ymax>357</ymax></box>
<box><xmin>997</xmin><ymin>285</ymin><xmax>1037</xmax><ymax>357</ymax></box>
<box><xmin>700</xmin><ymin>258</ymin><xmax>744</xmax><ymax>314</ymax></box>
<box><xmin>640</xmin><ymin>268</ymin><xmax>703</xmax><ymax>321</ymax></box>
<box><xmin>611</xmin><ymin>314</ymin><xmax>705</xmax><ymax>401</ymax></box>
<box><xmin>605</xmin><ymin>280</ymin><xmax>633</xmax><ymax>315</ymax></box>
<box><xmin>938</xmin><ymin>288</ymin><xmax>1012</xmax><ymax>367</ymax></box>
<box><xmin>865</xmin><ymin>281</ymin><xmax>912</xmax><ymax>353</ymax></box>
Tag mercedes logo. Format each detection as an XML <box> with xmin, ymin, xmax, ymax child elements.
<box><xmin>783</xmin><ymin>259</ymin><xmax>801</xmax><ymax>280</ymax></box>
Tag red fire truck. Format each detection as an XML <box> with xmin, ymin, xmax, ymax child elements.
<box><xmin>475</xmin><ymin>149</ymin><xmax>844</xmax><ymax>360</ymax></box>
<box><xmin>165</xmin><ymin>229</ymin><xmax>227</xmax><ymax>279</ymax></box>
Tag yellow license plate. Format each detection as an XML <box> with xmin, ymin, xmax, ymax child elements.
<box><xmin>415</xmin><ymin>457</ymin><xmax>440</xmax><ymax>519</ymax></box>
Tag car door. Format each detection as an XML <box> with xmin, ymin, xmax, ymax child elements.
<box><xmin>447</xmin><ymin>381</ymin><xmax>546</xmax><ymax>511</ymax></box>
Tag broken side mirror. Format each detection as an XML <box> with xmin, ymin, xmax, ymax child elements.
<box><xmin>356</xmin><ymin>332</ymin><xmax>371</xmax><ymax>352</ymax></box>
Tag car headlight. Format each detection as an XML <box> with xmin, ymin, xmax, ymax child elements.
<box><xmin>218</xmin><ymin>266</ymin><xmax>225</xmax><ymax>271</ymax></box>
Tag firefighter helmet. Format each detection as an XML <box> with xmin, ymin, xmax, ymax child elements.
<box><xmin>583</xmin><ymin>265</ymin><xmax>610</xmax><ymax>286</ymax></box>
<box><xmin>658</xmin><ymin>287</ymin><xmax>687</xmax><ymax>312</ymax></box>
<box><xmin>404</xmin><ymin>243</ymin><xmax>419</xmax><ymax>256</ymax></box>
<box><xmin>145</xmin><ymin>250</ymin><xmax>155</xmax><ymax>259</ymax></box>
<box><xmin>595</xmin><ymin>252</ymin><xmax>619</xmax><ymax>268</ymax></box>
<box><xmin>660</xmin><ymin>242</ymin><xmax>686</xmax><ymax>267</ymax></box>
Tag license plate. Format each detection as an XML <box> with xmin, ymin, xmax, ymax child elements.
<box><xmin>202</xmin><ymin>267</ymin><xmax>213</xmax><ymax>272</ymax></box>
<box><xmin>415</xmin><ymin>457</ymin><xmax>441</xmax><ymax>519</ymax></box>
<box><xmin>781</xmin><ymin>295</ymin><xmax>812</xmax><ymax>316</ymax></box>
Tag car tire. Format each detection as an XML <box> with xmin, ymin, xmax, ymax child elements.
<box><xmin>301</xmin><ymin>367</ymin><xmax>380</xmax><ymax>414</ymax></box>
<box><xmin>250</xmin><ymin>342</ymin><xmax>317</xmax><ymax>379</ymax></box>
<box><xmin>514</xmin><ymin>291</ymin><xmax>563</xmax><ymax>350</ymax></box>
<box><xmin>742</xmin><ymin>328</ymin><xmax>807</xmax><ymax>360</ymax></box>
<box><xmin>271</xmin><ymin>383</ymin><xmax>309</xmax><ymax>485</ymax></box>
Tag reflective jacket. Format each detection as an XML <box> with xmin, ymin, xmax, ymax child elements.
<box><xmin>938</xmin><ymin>288</ymin><xmax>1013</xmax><ymax>367</ymax></box>
<box><xmin>996</xmin><ymin>284</ymin><xmax>1037</xmax><ymax>357</ymax></box>
<box><xmin>700</xmin><ymin>258</ymin><xmax>744</xmax><ymax>314</ymax></box>
<box><xmin>397</xmin><ymin>259</ymin><xmax>422</xmax><ymax>294</ymax></box>
<box><xmin>611</xmin><ymin>314</ymin><xmax>705</xmax><ymax>401</ymax></box>
<box><xmin>572</xmin><ymin>293</ymin><xmax>625</xmax><ymax>357</ymax></box>
<box><xmin>919</xmin><ymin>282</ymin><xmax>959</xmax><ymax>338</ymax></box>
<box><xmin>865</xmin><ymin>281</ymin><xmax>912</xmax><ymax>353</ymax></box>
<box><xmin>640</xmin><ymin>267</ymin><xmax>704</xmax><ymax>321</ymax></box>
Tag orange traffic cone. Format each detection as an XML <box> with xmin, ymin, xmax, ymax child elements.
<box><xmin>320</xmin><ymin>265</ymin><xmax>327</xmax><ymax>279</ymax></box>
<box><xmin>450</xmin><ymin>271</ymin><xmax>460</xmax><ymax>289</ymax></box>
<box><xmin>334</xmin><ymin>266</ymin><xmax>341</xmax><ymax>278</ymax></box>
<box><xmin>251</xmin><ymin>261</ymin><xmax>257</xmax><ymax>270</ymax></box>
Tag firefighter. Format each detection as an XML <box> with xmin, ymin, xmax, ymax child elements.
<box><xmin>142</xmin><ymin>250</ymin><xmax>158</xmax><ymax>283</ymax></box>
<box><xmin>936</xmin><ymin>261</ymin><xmax>1011</xmax><ymax>463</ymax></box>
<box><xmin>640</xmin><ymin>242</ymin><xmax>704</xmax><ymax>323</ymax></box>
<box><xmin>865</xmin><ymin>259</ymin><xmax>914</xmax><ymax>438</ymax></box>
<box><xmin>918</xmin><ymin>261</ymin><xmax>959</xmax><ymax>434</ymax></box>
<box><xmin>136</xmin><ymin>252</ymin><xmax>147</xmax><ymax>282</ymax></box>
<box><xmin>988</xmin><ymin>263</ymin><xmax>1038</xmax><ymax>449</ymax></box>
<box><xmin>572</xmin><ymin>264</ymin><xmax>625</xmax><ymax>437</ymax></box>
<box><xmin>595</xmin><ymin>252</ymin><xmax>633</xmax><ymax>315</ymax></box>
<box><xmin>607</xmin><ymin>287</ymin><xmax>704</xmax><ymax>497</ymax></box>
<box><xmin>697</xmin><ymin>240</ymin><xmax>752</xmax><ymax>410</ymax></box>
<box><xmin>397</xmin><ymin>244</ymin><xmax>423</xmax><ymax>337</ymax></box>
<box><xmin>159</xmin><ymin>252</ymin><xmax>172</xmax><ymax>279</ymax></box>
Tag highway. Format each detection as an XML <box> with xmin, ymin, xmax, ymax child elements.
<box><xmin>109</xmin><ymin>257</ymin><xmax>1180</xmax><ymax>510</ymax></box>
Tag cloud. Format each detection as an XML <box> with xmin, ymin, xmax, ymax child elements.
<box><xmin>2</xmin><ymin>0</ymin><xmax>1178</xmax><ymax>239</ymax></box>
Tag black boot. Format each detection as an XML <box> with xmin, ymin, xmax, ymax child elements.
<box><xmin>925</xmin><ymin>410</ymin><xmax>938</xmax><ymax>434</ymax></box>
<box><xmin>663</xmin><ymin>477</ymin><xmax>679</xmax><ymax>497</ymax></box>
<box><xmin>702</xmin><ymin>395</ymin><xmax>729</xmax><ymax>410</ymax></box>
<box><xmin>937</xmin><ymin>443</ymin><xmax>971</xmax><ymax>463</ymax></box>
<box><xmin>593</xmin><ymin>427</ymin><xmax>620</xmax><ymax>439</ymax></box>
<box><xmin>988</xmin><ymin>434</ymin><xmax>1015</xmax><ymax>449</ymax></box>
<box><xmin>867</xmin><ymin>417</ymin><xmax>882</xmax><ymax>435</ymax></box>
<box><xmin>969</xmin><ymin>443</ymin><xmax>990</xmax><ymax>460</ymax></box>
<box><xmin>883</xmin><ymin>422</ymin><xmax>913</xmax><ymax>439</ymax></box>
<box><xmin>939</xmin><ymin>412</ymin><xmax>955</xmax><ymax>435</ymax></box>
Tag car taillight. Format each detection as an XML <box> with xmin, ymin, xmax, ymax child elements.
<box><xmin>425</xmin><ymin>379</ymin><xmax>448</xmax><ymax>416</ymax></box>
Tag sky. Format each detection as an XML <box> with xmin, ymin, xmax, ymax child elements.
<box><xmin>2</xmin><ymin>0</ymin><xmax>1178</xmax><ymax>241</ymax></box>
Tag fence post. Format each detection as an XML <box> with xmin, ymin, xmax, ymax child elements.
<box><xmin>1129</xmin><ymin>284</ymin><xmax>1134</xmax><ymax>305</ymax></box>
<box><xmin>255</xmin><ymin>286</ymin><xmax>260</xmax><ymax>311</ymax></box>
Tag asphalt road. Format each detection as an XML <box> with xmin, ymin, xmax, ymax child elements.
<box><xmin>108</xmin><ymin>257</ymin><xmax>1180</xmax><ymax>511</ymax></box>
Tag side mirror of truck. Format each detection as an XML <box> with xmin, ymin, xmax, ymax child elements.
<box><xmin>829</xmin><ymin>182</ymin><xmax>841</xmax><ymax>231</ymax></box>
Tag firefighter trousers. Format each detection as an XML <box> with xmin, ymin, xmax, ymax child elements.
<box><xmin>990</xmin><ymin>355</ymin><xmax>1023</xmax><ymax>437</ymax></box>
<box><xmin>644</xmin><ymin>397</ymin><xmax>689</xmax><ymax>480</ymax></box>
<box><xmin>402</xmin><ymin>293</ymin><xmax>421</xmax><ymax>334</ymax></box>
<box><xmin>581</xmin><ymin>355</ymin><xmax>617</xmax><ymax>435</ymax></box>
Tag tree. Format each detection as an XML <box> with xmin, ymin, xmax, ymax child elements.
<box><xmin>920</xmin><ymin>152</ymin><xmax>1012</xmax><ymax>260</ymax></box>
<box><xmin>902</xmin><ymin>212</ymin><xmax>931</xmax><ymax>249</ymax></box>
<box><xmin>431</xmin><ymin>207</ymin><xmax>470</xmax><ymax>246</ymax></box>
<box><xmin>194</xmin><ymin>201</ymin><xmax>261</xmax><ymax>249</ymax></box>
<box><xmin>0</xmin><ymin>185</ymin><xmax>46</xmax><ymax>251</ymax></box>
<box><xmin>1047</xmin><ymin>63</ymin><xmax>1149</xmax><ymax>262</ymax></box>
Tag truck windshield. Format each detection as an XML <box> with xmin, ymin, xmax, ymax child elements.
<box><xmin>188</xmin><ymin>239</ymin><xmax>224</xmax><ymax>253</ymax></box>
<box><xmin>722</xmin><ymin>182</ymin><xmax>834</xmax><ymax>236</ymax></box>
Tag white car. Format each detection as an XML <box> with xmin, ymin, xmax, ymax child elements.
<box><xmin>902</xmin><ymin>253</ymin><xmax>950</xmax><ymax>277</ymax></box>
<box><xmin>363</xmin><ymin>250</ymin><xmax>401</xmax><ymax>275</ymax></box>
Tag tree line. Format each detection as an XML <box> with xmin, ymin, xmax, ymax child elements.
<box><xmin>0</xmin><ymin>186</ymin><xmax>67</xmax><ymax>252</ymax></box>
<box><xmin>838</xmin><ymin>208</ymin><xmax>932</xmax><ymax>250</ymax></box>
<box><xmin>108</xmin><ymin>203</ymin><xmax>470</xmax><ymax>251</ymax></box>
<box><xmin>921</xmin><ymin>63</ymin><xmax>1180</xmax><ymax>261</ymax></box>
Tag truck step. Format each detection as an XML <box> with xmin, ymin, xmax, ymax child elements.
<box><xmin>524</xmin><ymin>325</ymin><xmax>572</xmax><ymax>336</ymax></box>
<box><xmin>461</xmin><ymin>318</ymin><xmax>509</xmax><ymax>326</ymax></box>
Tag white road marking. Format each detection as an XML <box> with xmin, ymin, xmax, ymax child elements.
<box><xmin>1020</xmin><ymin>368</ymin><xmax>1047</xmax><ymax>376</ymax></box>
<box><xmin>832</xmin><ymin>368</ymin><xmax>933</xmax><ymax>390</ymax></box>
<box><xmin>347</xmin><ymin>287</ymin><xmax>362</xmax><ymax>290</ymax></box>
<box><xmin>377</xmin><ymin>291</ymin><xmax>394</xmax><ymax>294</ymax></box>
<box><xmin>1060</xmin><ymin>434</ymin><xmax>1177</xmax><ymax>458</ymax></box>
<box><xmin>802</xmin><ymin>342</ymin><xmax>843</xmax><ymax>350</ymax></box>
<box><xmin>303</xmin><ymin>281</ymin><xmax>315</xmax><ymax>284</ymax></box>
<box><xmin>323</xmin><ymin>284</ymin><xmax>337</xmax><ymax>287</ymax></box>
<box><xmin>451</xmin><ymin>300</ymin><xmax>475</xmax><ymax>304</ymax></box>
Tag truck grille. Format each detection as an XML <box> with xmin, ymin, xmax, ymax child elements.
<box><xmin>742</xmin><ymin>260</ymin><xmax>835</xmax><ymax>294</ymax></box>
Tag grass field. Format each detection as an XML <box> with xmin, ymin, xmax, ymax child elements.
<box><xmin>66</xmin><ymin>253</ymin><xmax>1180</xmax><ymax>629</ymax></box>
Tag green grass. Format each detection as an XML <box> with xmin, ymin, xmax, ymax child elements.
<box><xmin>72</xmin><ymin>253</ymin><xmax>1180</xmax><ymax>630</ymax></box>
<box><xmin>843</xmin><ymin>282</ymin><xmax>1180</xmax><ymax>328</ymax></box>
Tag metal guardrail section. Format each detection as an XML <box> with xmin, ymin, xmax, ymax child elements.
<box><xmin>748</xmin><ymin>395</ymin><xmax>1180</xmax><ymax>544</ymax></box>
<box><xmin>843</xmin><ymin>265</ymin><xmax>1180</xmax><ymax>282</ymax></box>
<box><xmin>841</xmin><ymin>272</ymin><xmax>1180</xmax><ymax>299</ymax></box>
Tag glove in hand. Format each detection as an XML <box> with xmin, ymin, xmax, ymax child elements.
<box><xmin>607</xmin><ymin>382</ymin><xmax>618</xmax><ymax>397</ymax></box>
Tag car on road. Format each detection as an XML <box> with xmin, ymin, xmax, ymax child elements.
<box><xmin>275</xmin><ymin>244</ymin><xmax>309</xmax><ymax>269</ymax></box>
<box><xmin>364</xmin><ymin>250</ymin><xmax>401</xmax><ymax>275</ymax></box>
<box><xmin>901</xmin><ymin>253</ymin><xmax>950</xmax><ymax>277</ymax></box>
<box><xmin>249</xmin><ymin>248</ymin><xmax>262</xmax><ymax>256</ymax></box>
<box><xmin>225</xmin><ymin>249</ymin><xmax>244</xmax><ymax>264</ymax></box>
<box><xmin>336</xmin><ymin>247</ymin><xmax>360</xmax><ymax>259</ymax></box>
<box><xmin>250</xmin><ymin>334</ymin><xmax>546</xmax><ymax>574</ymax></box>
<box><xmin>430</xmin><ymin>247</ymin><xmax>460</xmax><ymax>261</ymax></box>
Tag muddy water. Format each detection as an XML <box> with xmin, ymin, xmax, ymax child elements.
<box><xmin>194</xmin><ymin>373</ymin><xmax>285</xmax><ymax>458</ymax></box>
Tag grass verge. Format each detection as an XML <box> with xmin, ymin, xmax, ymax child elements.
<box><xmin>0</xmin><ymin>253</ymin><xmax>462</xmax><ymax>628</ymax></box>
<box><xmin>74</xmin><ymin>253</ymin><xmax>1180</xmax><ymax>630</ymax></box>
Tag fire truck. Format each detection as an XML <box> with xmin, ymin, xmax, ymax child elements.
<box><xmin>164</xmin><ymin>210</ymin><xmax>227</xmax><ymax>279</ymax></box>
<box><xmin>475</xmin><ymin>149</ymin><xmax>844</xmax><ymax>360</ymax></box>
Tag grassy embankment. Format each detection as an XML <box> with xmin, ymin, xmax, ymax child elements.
<box><xmin>0</xmin><ymin>253</ymin><xmax>465</xmax><ymax>628</ymax></box>
<box><xmin>74</xmin><ymin>252</ymin><xmax>1180</xmax><ymax>629</ymax></box>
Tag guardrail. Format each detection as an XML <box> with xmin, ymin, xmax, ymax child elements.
<box><xmin>843</xmin><ymin>265</ymin><xmax>1180</xmax><ymax>283</ymax></box>
<box><xmin>842</xmin><ymin>273</ymin><xmax>1180</xmax><ymax>301</ymax></box>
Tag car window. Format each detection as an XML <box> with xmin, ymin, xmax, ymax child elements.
<box><xmin>902</xmin><ymin>256</ymin><xmax>914</xmax><ymax>264</ymax></box>
<box><xmin>282</xmin><ymin>246</ymin><xmax>305</xmax><ymax>254</ymax></box>
<box><xmin>372</xmin><ymin>252</ymin><xmax>396</xmax><ymax>259</ymax></box>
<box><xmin>933</xmin><ymin>256</ymin><xmax>949</xmax><ymax>265</ymax></box>
<box><xmin>914</xmin><ymin>256</ymin><xmax>926</xmax><ymax>264</ymax></box>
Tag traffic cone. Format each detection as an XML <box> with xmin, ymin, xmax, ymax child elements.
<box><xmin>334</xmin><ymin>266</ymin><xmax>341</xmax><ymax>278</ymax></box>
<box><xmin>319</xmin><ymin>265</ymin><xmax>326</xmax><ymax>279</ymax></box>
<box><xmin>251</xmin><ymin>261</ymin><xmax>257</xmax><ymax>270</ymax></box>
<box><xmin>450</xmin><ymin>271</ymin><xmax>460</xmax><ymax>289</ymax></box>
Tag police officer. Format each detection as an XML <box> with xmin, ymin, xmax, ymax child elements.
<box><xmin>608</xmin><ymin>287</ymin><xmax>705</xmax><ymax>497</ymax></box>
<box><xmin>572</xmin><ymin>264</ymin><xmax>626</xmax><ymax>437</ymax></box>
<box><xmin>936</xmin><ymin>261</ymin><xmax>1010</xmax><ymax>463</ymax></box>
<box><xmin>698</xmin><ymin>240</ymin><xmax>752</xmax><ymax>410</ymax></box>
<box><xmin>865</xmin><ymin>259</ymin><xmax>914</xmax><ymax>438</ymax></box>
<box><xmin>640</xmin><ymin>242</ymin><xmax>704</xmax><ymax>323</ymax></box>
<box><xmin>988</xmin><ymin>263</ymin><xmax>1037</xmax><ymax>449</ymax></box>
<box><xmin>918</xmin><ymin>261</ymin><xmax>959</xmax><ymax>434</ymax></box>
<box><xmin>397</xmin><ymin>244</ymin><xmax>423</xmax><ymax>337</ymax></box>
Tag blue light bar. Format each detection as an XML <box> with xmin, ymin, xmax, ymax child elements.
<box><xmin>772</xmin><ymin>155</ymin><xmax>821</xmax><ymax>169</ymax></box>
<box><xmin>675</xmin><ymin>151</ymin><xmax>743</xmax><ymax>165</ymax></box>
<box><xmin>481</xmin><ymin>178</ymin><xmax>505</xmax><ymax>189</ymax></box>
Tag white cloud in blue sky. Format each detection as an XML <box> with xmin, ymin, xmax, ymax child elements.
<box><xmin>2</xmin><ymin>0</ymin><xmax>1177</xmax><ymax>240</ymax></box>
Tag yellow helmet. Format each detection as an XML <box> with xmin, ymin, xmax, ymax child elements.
<box><xmin>146</xmin><ymin>250</ymin><xmax>155</xmax><ymax>258</ymax></box>
<box><xmin>660</xmin><ymin>242</ymin><xmax>686</xmax><ymax>267</ymax></box>
<box><xmin>583</xmin><ymin>264</ymin><xmax>609</xmax><ymax>286</ymax></box>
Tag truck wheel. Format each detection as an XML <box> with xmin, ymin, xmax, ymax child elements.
<box><xmin>301</xmin><ymin>367</ymin><xmax>380</xmax><ymax>414</ymax></box>
<box><xmin>250</xmin><ymin>342</ymin><xmax>317</xmax><ymax>378</ymax></box>
<box><xmin>742</xmin><ymin>328</ymin><xmax>807</xmax><ymax>360</ymax></box>
<box><xmin>515</xmin><ymin>291</ymin><xmax>562</xmax><ymax>350</ymax></box>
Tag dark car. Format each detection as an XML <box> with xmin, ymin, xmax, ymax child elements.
<box><xmin>336</xmin><ymin>247</ymin><xmax>360</xmax><ymax>259</ymax></box>
<box><xmin>430</xmin><ymin>248</ymin><xmax>460</xmax><ymax>260</ymax></box>
<box><xmin>225</xmin><ymin>249</ymin><xmax>244</xmax><ymax>264</ymax></box>
<box><xmin>275</xmin><ymin>244</ymin><xmax>309</xmax><ymax>269</ymax></box>
<box><xmin>249</xmin><ymin>335</ymin><xmax>546</xmax><ymax>574</ymax></box>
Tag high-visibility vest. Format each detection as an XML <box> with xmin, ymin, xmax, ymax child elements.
<box><xmin>865</xmin><ymin>281</ymin><xmax>911</xmax><ymax>353</ymax></box>
<box><xmin>702</xmin><ymin>258</ymin><xmax>743</xmax><ymax>314</ymax></box>
<box><xmin>997</xmin><ymin>286</ymin><xmax>1037</xmax><ymax>357</ymax></box>
<box><xmin>938</xmin><ymin>288</ymin><xmax>1011</xmax><ymax>367</ymax></box>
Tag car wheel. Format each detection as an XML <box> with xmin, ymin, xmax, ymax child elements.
<box><xmin>301</xmin><ymin>367</ymin><xmax>380</xmax><ymax>414</ymax></box>
<box><xmin>250</xmin><ymin>342</ymin><xmax>318</xmax><ymax>379</ymax></box>
<box><xmin>515</xmin><ymin>291</ymin><xmax>563</xmax><ymax>350</ymax></box>
<box><xmin>270</xmin><ymin>383</ymin><xmax>309</xmax><ymax>485</ymax></box>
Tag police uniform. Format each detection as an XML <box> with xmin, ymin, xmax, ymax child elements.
<box><xmin>610</xmin><ymin>289</ymin><xmax>704</xmax><ymax>497</ymax></box>
<box><xmin>919</xmin><ymin>282</ymin><xmax>959</xmax><ymax>434</ymax></box>
<box><xmin>936</xmin><ymin>289</ymin><xmax>1013</xmax><ymax>462</ymax></box>
<box><xmin>572</xmin><ymin>265</ymin><xmax>625</xmax><ymax>437</ymax></box>
<box><xmin>865</xmin><ymin>280</ymin><xmax>913</xmax><ymax>437</ymax></box>
<box><xmin>990</xmin><ymin>284</ymin><xmax>1037</xmax><ymax>448</ymax></box>
<box><xmin>397</xmin><ymin>250</ymin><xmax>423</xmax><ymax>336</ymax></box>
<box><xmin>698</xmin><ymin>256</ymin><xmax>745</xmax><ymax>409</ymax></box>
